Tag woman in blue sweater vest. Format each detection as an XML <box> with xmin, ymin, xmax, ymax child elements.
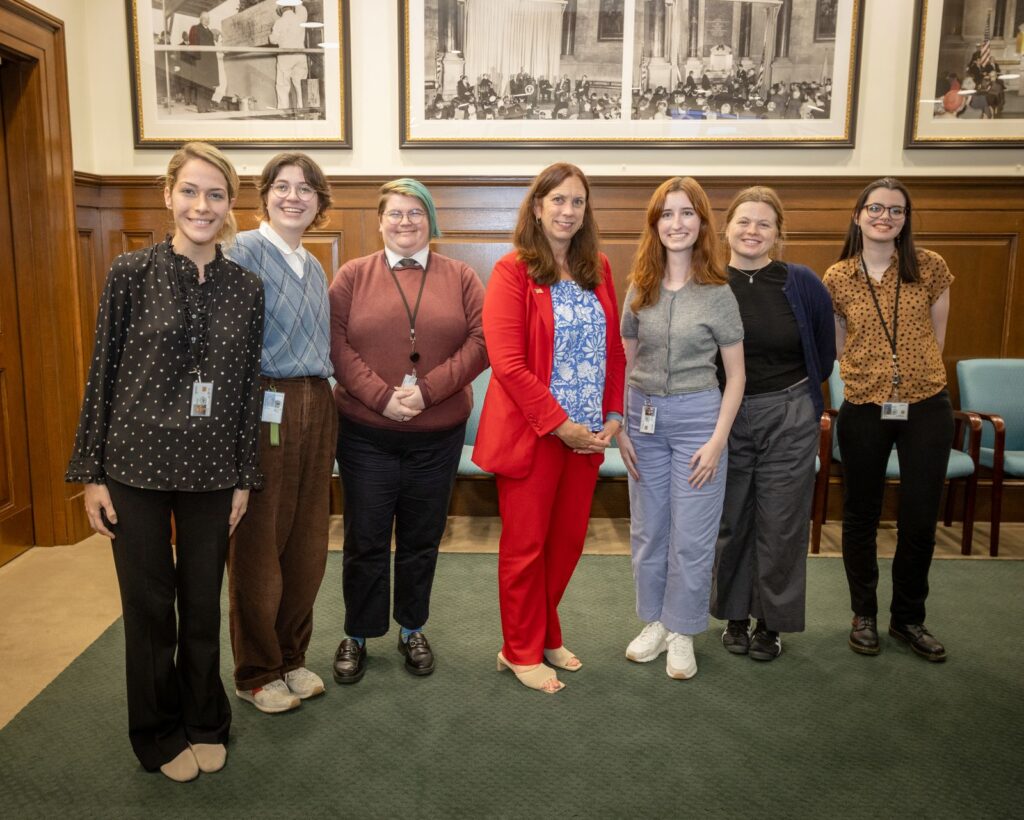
<box><xmin>226</xmin><ymin>153</ymin><xmax>337</xmax><ymax>714</ymax></box>
<box><xmin>710</xmin><ymin>186</ymin><xmax>836</xmax><ymax>661</ymax></box>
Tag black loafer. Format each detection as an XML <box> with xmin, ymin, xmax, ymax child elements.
<box><xmin>397</xmin><ymin>631</ymin><xmax>435</xmax><ymax>676</ymax></box>
<box><xmin>889</xmin><ymin>621</ymin><xmax>947</xmax><ymax>662</ymax></box>
<box><xmin>332</xmin><ymin>638</ymin><xmax>367</xmax><ymax>684</ymax></box>
<box><xmin>849</xmin><ymin>615</ymin><xmax>880</xmax><ymax>655</ymax></box>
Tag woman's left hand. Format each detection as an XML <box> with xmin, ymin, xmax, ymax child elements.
<box><xmin>689</xmin><ymin>437</ymin><xmax>725</xmax><ymax>489</ymax></box>
<box><xmin>395</xmin><ymin>385</ymin><xmax>425</xmax><ymax>411</ymax></box>
<box><xmin>576</xmin><ymin>419</ymin><xmax>621</xmax><ymax>455</ymax></box>
<box><xmin>229</xmin><ymin>489</ymin><xmax>250</xmax><ymax>535</ymax></box>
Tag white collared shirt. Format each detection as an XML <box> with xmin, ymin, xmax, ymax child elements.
<box><xmin>383</xmin><ymin>246</ymin><xmax>430</xmax><ymax>270</ymax></box>
<box><xmin>259</xmin><ymin>221</ymin><xmax>308</xmax><ymax>279</ymax></box>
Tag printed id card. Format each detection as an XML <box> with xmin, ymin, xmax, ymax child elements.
<box><xmin>639</xmin><ymin>403</ymin><xmax>657</xmax><ymax>434</ymax></box>
<box><xmin>191</xmin><ymin>381</ymin><xmax>214</xmax><ymax>417</ymax></box>
<box><xmin>880</xmin><ymin>401</ymin><xmax>909</xmax><ymax>421</ymax></box>
<box><xmin>401</xmin><ymin>373</ymin><xmax>418</xmax><ymax>387</ymax></box>
<box><xmin>262</xmin><ymin>390</ymin><xmax>285</xmax><ymax>424</ymax></box>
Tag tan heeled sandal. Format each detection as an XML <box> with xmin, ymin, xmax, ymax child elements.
<box><xmin>496</xmin><ymin>652</ymin><xmax>564</xmax><ymax>693</ymax></box>
<box><xmin>543</xmin><ymin>646</ymin><xmax>582</xmax><ymax>672</ymax></box>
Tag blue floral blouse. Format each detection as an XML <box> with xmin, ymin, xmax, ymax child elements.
<box><xmin>549</xmin><ymin>280</ymin><xmax>606</xmax><ymax>431</ymax></box>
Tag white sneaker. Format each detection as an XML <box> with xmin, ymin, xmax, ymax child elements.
<box><xmin>284</xmin><ymin>666</ymin><xmax>326</xmax><ymax>699</ymax></box>
<box><xmin>235</xmin><ymin>679</ymin><xmax>300</xmax><ymax>714</ymax></box>
<box><xmin>665</xmin><ymin>632</ymin><xmax>697</xmax><ymax>679</ymax></box>
<box><xmin>626</xmin><ymin>621</ymin><xmax>669</xmax><ymax>662</ymax></box>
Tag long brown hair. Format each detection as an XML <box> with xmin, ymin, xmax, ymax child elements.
<box><xmin>163</xmin><ymin>141</ymin><xmax>239</xmax><ymax>245</ymax></box>
<box><xmin>723</xmin><ymin>185</ymin><xmax>786</xmax><ymax>261</ymax></box>
<box><xmin>629</xmin><ymin>176</ymin><xmax>725</xmax><ymax>313</ymax></box>
<box><xmin>513</xmin><ymin>162</ymin><xmax>602</xmax><ymax>289</ymax></box>
<box><xmin>837</xmin><ymin>177</ymin><xmax>920</xmax><ymax>283</ymax></box>
<box><xmin>256</xmin><ymin>152</ymin><xmax>332</xmax><ymax>229</ymax></box>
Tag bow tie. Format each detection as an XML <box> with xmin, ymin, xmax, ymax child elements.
<box><xmin>393</xmin><ymin>257</ymin><xmax>422</xmax><ymax>270</ymax></box>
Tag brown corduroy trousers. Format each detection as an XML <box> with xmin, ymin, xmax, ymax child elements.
<box><xmin>228</xmin><ymin>376</ymin><xmax>337</xmax><ymax>690</ymax></box>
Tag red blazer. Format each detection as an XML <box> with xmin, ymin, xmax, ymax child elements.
<box><xmin>473</xmin><ymin>251</ymin><xmax>626</xmax><ymax>478</ymax></box>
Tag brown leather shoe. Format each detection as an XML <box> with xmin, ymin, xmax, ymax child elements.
<box><xmin>849</xmin><ymin>615</ymin><xmax>880</xmax><ymax>655</ymax></box>
<box><xmin>889</xmin><ymin>620</ymin><xmax>947</xmax><ymax>662</ymax></box>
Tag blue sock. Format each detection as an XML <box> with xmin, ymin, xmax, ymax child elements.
<box><xmin>400</xmin><ymin>626</ymin><xmax>423</xmax><ymax>643</ymax></box>
<box><xmin>348</xmin><ymin>636</ymin><xmax>365</xmax><ymax>647</ymax></box>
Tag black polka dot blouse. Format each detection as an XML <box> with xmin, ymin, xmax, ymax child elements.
<box><xmin>65</xmin><ymin>238</ymin><xmax>265</xmax><ymax>491</ymax></box>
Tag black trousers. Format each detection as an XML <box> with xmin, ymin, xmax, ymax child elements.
<box><xmin>337</xmin><ymin>418</ymin><xmax>464</xmax><ymax>638</ymax></box>
<box><xmin>106</xmin><ymin>479</ymin><xmax>233</xmax><ymax>772</ymax></box>
<box><xmin>836</xmin><ymin>390</ymin><xmax>953</xmax><ymax>623</ymax></box>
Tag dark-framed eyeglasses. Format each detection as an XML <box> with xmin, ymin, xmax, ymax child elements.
<box><xmin>863</xmin><ymin>203</ymin><xmax>907</xmax><ymax>219</ymax></box>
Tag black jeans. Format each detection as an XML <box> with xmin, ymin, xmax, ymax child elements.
<box><xmin>337</xmin><ymin>418</ymin><xmax>464</xmax><ymax>637</ymax></box>
<box><xmin>836</xmin><ymin>390</ymin><xmax>953</xmax><ymax>623</ymax></box>
<box><xmin>106</xmin><ymin>479</ymin><xmax>233</xmax><ymax>771</ymax></box>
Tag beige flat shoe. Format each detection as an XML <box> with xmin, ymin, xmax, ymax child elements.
<box><xmin>543</xmin><ymin>646</ymin><xmax>582</xmax><ymax>672</ymax></box>
<box><xmin>190</xmin><ymin>742</ymin><xmax>227</xmax><ymax>773</ymax></box>
<box><xmin>159</xmin><ymin>747</ymin><xmax>199</xmax><ymax>783</ymax></box>
<box><xmin>496</xmin><ymin>651</ymin><xmax>564</xmax><ymax>694</ymax></box>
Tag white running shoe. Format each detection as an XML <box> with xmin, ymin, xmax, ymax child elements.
<box><xmin>284</xmin><ymin>666</ymin><xmax>326</xmax><ymax>699</ymax></box>
<box><xmin>235</xmin><ymin>679</ymin><xmax>300</xmax><ymax>714</ymax></box>
<box><xmin>665</xmin><ymin>632</ymin><xmax>697</xmax><ymax>679</ymax></box>
<box><xmin>626</xmin><ymin>621</ymin><xmax>669</xmax><ymax>662</ymax></box>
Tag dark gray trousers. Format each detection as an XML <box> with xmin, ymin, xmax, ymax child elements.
<box><xmin>710</xmin><ymin>382</ymin><xmax>818</xmax><ymax>632</ymax></box>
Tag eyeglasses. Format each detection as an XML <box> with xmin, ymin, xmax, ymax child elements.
<box><xmin>383</xmin><ymin>209</ymin><xmax>427</xmax><ymax>224</ymax></box>
<box><xmin>863</xmin><ymin>203</ymin><xmax>907</xmax><ymax>219</ymax></box>
<box><xmin>270</xmin><ymin>182</ymin><xmax>316</xmax><ymax>201</ymax></box>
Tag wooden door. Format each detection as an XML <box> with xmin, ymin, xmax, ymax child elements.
<box><xmin>0</xmin><ymin>61</ymin><xmax>34</xmax><ymax>565</ymax></box>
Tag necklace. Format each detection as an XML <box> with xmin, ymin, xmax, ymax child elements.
<box><xmin>732</xmin><ymin>262</ymin><xmax>772</xmax><ymax>284</ymax></box>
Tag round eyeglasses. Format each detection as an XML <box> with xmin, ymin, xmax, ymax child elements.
<box><xmin>383</xmin><ymin>209</ymin><xmax>427</xmax><ymax>224</ymax></box>
<box><xmin>271</xmin><ymin>182</ymin><xmax>316</xmax><ymax>201</ymax></box>
<box><xmin>863</xmin><ymin>203</ymin><xmax>907</xmax><ymax>219</ymax></box>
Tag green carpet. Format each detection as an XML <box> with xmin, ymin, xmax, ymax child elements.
<box><xmin>1</xmin><ymin>554</ymin><xmax>1019</xmax><ymax>819</ymax></box>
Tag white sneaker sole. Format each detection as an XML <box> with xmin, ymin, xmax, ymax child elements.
<box><xmin>666</xmin><ymin>662</ymin><xmax>697</xmax><ymax>680</ymax></box>
<box><xmin>234</xmin><ymin>688</ymin><xmax>301</xmax><ymax>714</ymax></box>
<box><xmin>625</xmin><ymin>638</ymin><xmax>668</xmax><ymax>663</ymax></box>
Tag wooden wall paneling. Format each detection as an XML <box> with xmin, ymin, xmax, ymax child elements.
<box><xmin>74</xmin><ymin>175</ymin><xmax>1024</xmax><ymax>523</ymax></box>
<box><xmin>2</xmin><ymin>0</ymin><xmax>87</xmax><ymax>545</ymax></box>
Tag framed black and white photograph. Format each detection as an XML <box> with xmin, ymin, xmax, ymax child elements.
<box><xmin>399</xmin><ymin>0</ymin><xmax>863</xmax><ymax>148</ymax></box>
<box><xmin>126</xmin><ymin>0</ymin><xmax>351</xmax><ymax>148</ymax></box>
<box><xmin>905</xmin><ymin>0</ymin><xmax>1024</xmax><ymax>148</ymax></box>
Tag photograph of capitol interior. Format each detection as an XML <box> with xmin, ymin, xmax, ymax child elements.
<box><xmin>2</xmin><ymin>0</ymin><xmax>1024</xmax><ymax>817</ymax></box>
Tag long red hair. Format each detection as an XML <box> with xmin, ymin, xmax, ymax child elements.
<box><xmin>629</xmin><ymin>177</ymin><xmax>726</xmax><ymax>313</ymax></box>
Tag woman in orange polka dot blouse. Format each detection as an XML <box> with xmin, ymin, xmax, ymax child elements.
<box><xmin>823</xmin><ymin>177</ymin><xmax>952</xmax><ymax>665</ymax></box>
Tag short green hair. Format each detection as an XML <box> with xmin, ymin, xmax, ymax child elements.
<box><xmin>377</xmin><ymin>177</ymin><xmax>442</xmax><ymax>239</ymax></box>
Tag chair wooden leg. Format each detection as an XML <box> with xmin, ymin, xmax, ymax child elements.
<box><xmin>810</xmin><ymin>472</ymin><xmax>829</xmax><ymax>555</ymax></box>
<box><xmin>960</xmin><ymin>474</ymin><xmax>977</xmax><ymax>557</ymax></box>
<box><xmin>990</xmin><ymin>467</ymin><xmax>1003</xmax><ymax>558</ymax></box>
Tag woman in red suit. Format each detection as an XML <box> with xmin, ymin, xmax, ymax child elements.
<box><xmin>473</xmin><ymin>163</ymin><xmax>626</xmax><ymax>694</ymax></box>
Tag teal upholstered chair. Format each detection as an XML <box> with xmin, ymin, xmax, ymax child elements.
<box><xmin>956</xmin><ymin>358</ymin><xmax>1024</xmax><ymax>557</ymax></box>
<box><xmin>826</xmin><ymin>361</ymin><xmax>982</xmax><ymax>555</ymax></box>
<box><xmin>458</xmin><ymin>369</ymin><xmax>492</xmax><ymax>477</ymax></box>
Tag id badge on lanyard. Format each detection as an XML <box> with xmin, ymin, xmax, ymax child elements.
<box><xmin>191</xmin><ymin>381</ymin><xmax>214</xmax><ymax>417</ymax></box>
<box><xmin>639</xmin><ymin>398</ymin><xmax>657</xmax><ymax>434</ymax></box>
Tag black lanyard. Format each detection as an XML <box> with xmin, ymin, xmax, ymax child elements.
<box><xmin>860</xmin><ymin>256</ymin><xmax>902</xmax><ymax>393</ymax></box>
<box><xmin>388</xmin><ymin>258</ymin><xmax>427</xmax><ymax>369</ymax></box>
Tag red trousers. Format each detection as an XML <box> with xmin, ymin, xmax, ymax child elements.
<box><xmin>496</xmin><ymin>436</ymin><xmax>600</xmax><ymax>665</ymax></box>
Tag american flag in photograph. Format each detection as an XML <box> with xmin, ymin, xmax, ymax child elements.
<box><xmin>979</xmin><ymin>12</ymin><xmax>992</xmax><ymax>66</ymax></box>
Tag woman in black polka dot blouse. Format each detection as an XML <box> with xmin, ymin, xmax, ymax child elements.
<box><xmin>65</xmin><ymin>142</ymin><xmax>264</xmax><ymax>783</ymax></box>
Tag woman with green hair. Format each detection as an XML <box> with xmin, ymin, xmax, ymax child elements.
<box><xmin>328</xmin><ymin>178</ymin><xmax>488</xmax><ymax>684</ymax></box>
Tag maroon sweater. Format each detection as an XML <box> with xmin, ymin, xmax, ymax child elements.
<box><xmin>329</xmin><ymin>250</ymin><xmax>487</xmax><ymax>431</ymax></box>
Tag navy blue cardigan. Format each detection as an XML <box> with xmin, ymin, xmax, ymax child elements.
<box><xmin>781</xmin><ymin>262</ymin><xmax>836</xmax><ymax>418</ymax></box>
